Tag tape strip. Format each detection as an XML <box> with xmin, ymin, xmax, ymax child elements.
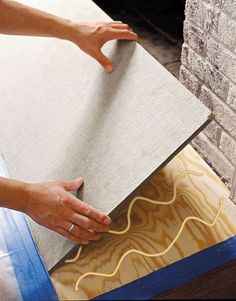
<box><xmin>95</xmin><ymin>235</ymin><xmax>236</xmax><ymax>300</ymax></box>
<box><xmin>0</xmin><ymin>153</ymin><xmax>58</xmax><ymax>301</ymax></box>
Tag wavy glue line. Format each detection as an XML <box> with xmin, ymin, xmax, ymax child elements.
<box><xmin>63</xmin><ymin>170</ymin><xmax>223</xmax><ymax>291</ymax></box>
<box><xmin>75</xmin><ymin>198</ymin><xmax>223</xmax><ymax>290</ymax></box>
<box><xmin>66</xmin><ymin>170</ymin><xmax>202</xmax><ymax>264</ymax></box>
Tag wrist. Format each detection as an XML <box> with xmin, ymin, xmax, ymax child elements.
<box><xmin>19</xmin><ymin>182</ymin><xmax>32</xmax><ymax>214</ymax></box>
<box><xmin>9</xmin><ymin>180</ymin><xmax>31</xmax><ymax>213</ymax></box>
<box><xmin>0</xmin><ymin>177</ymin><xmax>30</xmax><ymax>213</ymax></box>
<box><xmin>54</xmin><ymin>18</ymin><xmax>78</xmax><ymax>42</ymax></box>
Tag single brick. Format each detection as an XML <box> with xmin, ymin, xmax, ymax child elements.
<box><xmin>179</xmin><ymin>65</ymin><xmax>201</xmax><ymax>96</ymax></box>
<box><xmin>227</xmin><ymin>81</ymin><xmax>236</xmax><ymax>111</ymax></box>
<box><xmin>185</xmin><ymin>0</ymin><xmax>204</xmax><ymax>27</ymax></box>
<box><xmin>183</xmin><ymin>21</ymin><xmax>206</xmax><ymax>56</ymax></box>
<box><xmin>204</xmin><ymin>119</ymin><xmax>222</xmax><ymax>145</ymax></box>
<box><xmin>199</xmin><ymin>85</ymin><xmax>236</xmax><ymax>139</ymax></box>
<box><xmin>217</xmin><ymin>12</ymin><xmax>236</xmax><ymax>52</ymax></box>
<box><xmin>219</xmin><ymin>131</ymin><xmax>236</xmax><ymax>165</ymax></box>
<box><xmin>206</xmin><ymin>36</ymin><xmax>236</xmax><ymax>83</ymax></box>
<box><xmin>203</xmin><ymin>60</ymin><xmax>229</xmax><ymax>100</ymax></box>
<box><xmin>192</xmin><ymin>132</ymin><xmax>234</xmax><ymax>186</ymax></box>
<box><xmin>181</xmin><ymin>43</ymin><xmax>189</xmax><ymax>66</ymax></box>
<box><xmin>181</xmin><ymin>44</ymin><xmax>205</xmax><ymax>81</ymax></box>
<box><xmin>203</xmin><ymin>3</ymin><xmax>221</xmax><ymax>33</ymax></box>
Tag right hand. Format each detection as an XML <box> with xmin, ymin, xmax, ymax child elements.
<box><xmin>69</xmin><ymin>21</ymin><xmax>138</xmax><ymax>72</ymax></box>
<box><xmin>24</xmin><ymin>178</ymin><xmax>111</xmax><ymax>245</ymax></box>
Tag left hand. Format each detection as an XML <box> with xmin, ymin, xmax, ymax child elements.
<box><xmin>69</xmin><ymin>21</ymin><xmax>138</xmax><ymax>72</ymax></box>
<box><xmin>23</xmin><ymin>178</ymin><xmax>111</xmax><ymax>245</ymax></box>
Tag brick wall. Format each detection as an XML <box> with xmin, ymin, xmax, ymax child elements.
<box><xmin>180</xmin><ymin>0</ymin><xmax>236</xmax><ymax>201</ymax></box>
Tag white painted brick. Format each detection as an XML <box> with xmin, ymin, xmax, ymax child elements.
<box><xmin>204</xmin><ymin>3</ymin><xmax>221</xmax><ymax>33</ymax></box>
<box><xmin>183</xmin><ymin>0</ymin><xmax>236</xmax><ymax>196</ymax></box>
<box><xmin>181</xmin><ymin>43</ymin><xmax>189</xmax><ymax>65</ymax></box>
<box><xmin>179</xmin><ymin>65</ymin><xmax>201</xmax><ymax>96</ymax></box>
<box><xmin>210</xmin><ymin>0</ymin><xmax>224</xmax><ymax>7</ymax></box>
<box><xmin>218</xmin><ymin>12</ymin><xmax>236</xmax><ymax>52</ymax></box>
<box><xmin>181</xmin><ymin>44</ymin><xmax>205</xmax><ymax>81</ymax></box>
<box><xmin>206</xmin><ymin>36</ymin><xmax>236</xmax><ymax>83</ymax></box>
<box><xmin>204</xmin><ymin>119</ymin><xmax>222</xmax><ymax>145</ymax></box>
<box><xmin>192</xmin><ymin>132</ymin><xmax>234</xmax><ymax>185</ymax></box>
<box><xmin>219</xmin><ymin>131</ymin><xmax>236</xmax><ymax>165</ymax></box>
<box><xmin>185</xmin><ymin>0</ymin><xmax>204</xmax><ymax>27</ymax></box>
<box><xmin>183</xmin><ymin>21</ymin><xmax>206</xmax><ymax>56</ymax></box>
<box><xmin>181</xmin><ymin>45</ymin><xmax>229</xmax><ymax>99</ymax></box>
<box><xmin>226</xmin><ymin>81</ymin><xmax>236</xmax><ymax>111</ymax></box>
<box><xmin>204</xmin><ymin>5</ymin><xmax>236</xmax><ymax>52</ymax></box>
<box><xmin>203</xmin><ymin>60</ymin><xmax>229</xmax><ymax>100</ymax></box>
<box><xmin>221</xmin><ymin>0</ymin><xmax>236</xmax><ymax>19</ymax></box>
<box><xmin>199</xmin><ymin>85</ymin><xmax>236</xmax><ymax>139</ymax></box>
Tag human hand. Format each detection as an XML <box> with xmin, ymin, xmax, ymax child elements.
<box><xmin>24</xmin><ymin>178</ymin><xmax>111</xmax><ymax>245</ymax></box>
<box><xmin>69</xmin><ymin>21</ymin><xmax>138</xmax><ymax>72</ymax></box>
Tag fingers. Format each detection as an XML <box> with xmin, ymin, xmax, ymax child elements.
<box><xmin>56</xmin><ymin>227</ymin><xmax>89</xmax><ymax>245</ymax></box>
<box><xmin>63</xmin><ymin>221</ymin><xmax>101</xmax><ymax>241</ymax></box>
<box><xmin>69</xmin><ymin>196</ymin><xmax>111</xmax><ymax>225</ymax></box>
<box><xmin>110</xmin><ymin>23</ymin><xmax>133</xmax><ymax>31</ymax></box>
<box><xmin>75</xmin><ymin>21</ymin><xmax>137</xmax><ymax>72</ymax></box>
<box><xmin>108</xmin><ymin>29</ymin><xmax>138</xmax><ymax>41</ymax></box>
<box><xmin>70</xmin><ymin>213</ymin><xmax>109</xmax><ymax>233</ymax></box>
<box><xmin>61</xmin><ymin>178</ymin><xmax>84</xmax><ymax>191</ymax></box>
<box><xmin>93</xmin><ymin>22</ymin><xmax>137</xmax><ymax>72</ymax></box>
<box><xmin>95</xmin><ymin>49</ymin><xmax>113</xmax><ymax>73</ymax></box>
<box><xmin>66</xmin><ymin>195</ymin><xmax>111</xmax><ymax>226</ymax></box>
<box><xmin>98</xmin><ymin>21</ymin><xmax>123</xmax><ymax>25</ymax></box>
<box><xmin>97</xmin><ymin>21</ymin><xmax>133</xmax><ymax>31</ymax></box>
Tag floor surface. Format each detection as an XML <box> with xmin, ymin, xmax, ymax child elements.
<box><xmin>93</xmin><ymin>0</ymin><xmax>184</xmax><ymax>79</ymax></box>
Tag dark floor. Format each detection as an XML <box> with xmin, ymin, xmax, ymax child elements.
<box><xmin>156</xmin><ymin>259</ymin><xmax>236</xmax><ymax>299</ymax></box>
<box><xmin>93</xmin><ymin>0</ymin><xmax>185</xmax><ymax>78</ymax></box>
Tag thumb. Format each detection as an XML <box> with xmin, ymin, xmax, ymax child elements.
<box><xmin>94</xmin><ymin>50</ymin><xmax>113</xmax><ymax>73</ymax></box>
<box><xmin>62</xmin><ymin>178</ymin><xmax>84</xmax><ymax>191</ymax></box>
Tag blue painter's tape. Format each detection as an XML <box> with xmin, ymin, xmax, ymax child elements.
<box><xmin>0</xmin><ymin>154</ymin><xmax>58</xmax><ymax>301</ymax></box>
<box><xmin>94</xmin><ymin>235</ymin><xmax>236</xmax><ymax>300</ymax></box>
<box><xmin>1</xmin><ymin>209</ymin><xmax>58</xmax><ymax>301</ymax></box>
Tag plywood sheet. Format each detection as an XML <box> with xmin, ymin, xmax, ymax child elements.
<box><xmin>0</xmin><ymin>0</ymin><xmax>210</xmax><ymax>270</ymax></box>
<box><xmin>51</xmin><ymin>145</ymin><xmax>236</xmax><ymax>300</ymax></box>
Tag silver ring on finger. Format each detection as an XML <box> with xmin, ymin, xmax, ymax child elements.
<box><xmin>68</xmin><ymin>223</ymin><xmax>76</xmax><ymax>233</ymax></box>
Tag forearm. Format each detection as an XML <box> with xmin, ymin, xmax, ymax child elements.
<box><xmin>0</xmin><ymin>176</ymin><xmax>29</xmax><ymax>212</ymax></box>
<box><xmin>0</xmin><ymin>0</ymin><xmax>74</xmax><ymax>41</ymax></box>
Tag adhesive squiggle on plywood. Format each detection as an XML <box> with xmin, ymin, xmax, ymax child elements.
<box><xmin>66</xmin><ymin>170</ymin><xmax>201</xmax><ymax>264</ymax></box>
<box><xmin>65</xmin><ymin>170</ymin><xmax>223</xmax><ymax>291</ymax></box>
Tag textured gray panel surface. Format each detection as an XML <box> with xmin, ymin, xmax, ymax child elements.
<box><xmin>0</xmin><ymin>0</ymin><xmax>211</xmax><ymax>270</ymax></box>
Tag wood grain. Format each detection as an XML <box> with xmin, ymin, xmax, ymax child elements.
<box><xmin>51</xmin><ymin>145</ymin><xmax>236</xmax><ymax>300</ymax></box>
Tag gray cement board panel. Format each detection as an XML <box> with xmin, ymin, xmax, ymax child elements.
<box><xmin>0</xmin><ymin>0</ymin><xmax>211</xmax><ymax>270</ymax></box>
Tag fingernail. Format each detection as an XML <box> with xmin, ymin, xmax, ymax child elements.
<box><xmin>82</xmin><ymin>240</ymin><xmax>89</xmax><ymax>245</ymax></box>
<box><xmin>105</xmin><ymin>65</ymin><xmax>113</xmax><ymax>73</ymax></box>
<box><xmin>77</xmin><ymin>178</ymin><xmax>84</xmax><ymax>186</ymax></box>
<box><xmin>104</xmin><ymin>216</ymin><xmax>112</xmax><ymax>225</ymax></box>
